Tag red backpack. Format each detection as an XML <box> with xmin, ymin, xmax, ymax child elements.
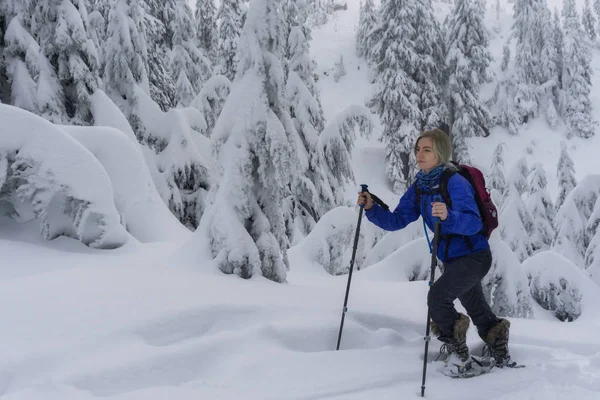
<box><xmin>437</xmin><ymin>162</ymin><xmax>499</xmax><ymax>239</ymax></box>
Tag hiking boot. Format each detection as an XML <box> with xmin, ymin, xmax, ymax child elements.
<box><xmin>433</xmin><ymin>313</ymin><xmax>471</xmax><ymax>363</ymax></box>
<box><xmin>481</xmin><ymin>318</ymin><xmax>512</xmax><ymax>367</ymax></box>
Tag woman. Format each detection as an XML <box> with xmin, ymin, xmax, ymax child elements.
<box><xmin>357</xmin><ymin>129</ymin><xmax>512</xmax><ymax>372</ymax></box>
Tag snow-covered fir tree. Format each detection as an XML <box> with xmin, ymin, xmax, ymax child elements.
<box><xmin>216</xmin><ymin>0</ymin><xmax>244</xmax><ymax>81</ymax></box>
<box><xmin>445</xmin><ymin>0</ymin><xmax>492</xmax><ymax>163</ymax></box>
<box><xmin>170</xmin><ymin>0</ymin><xmax>212</xmax><ymax>107</ymax></box>
<box><xmin>595</xmin><ymin>0</ymin><xmax>600</xmax><ymax>35</ymax></box>
<box><xmin>1</xmin><ymin>2</ymin><xmax>67</xmax><ymax>122</ymax></box>
<box><xmin>527</xmin><ymin>163</ymin><xmax>555</xmax><ymax>249</ymax></box>
<box><xmin>203</xmin><ymin>0</ymin><xmax>299</xmax><ymax>282</ymax></box>
<box><xmin>103</xmin><ymin>0</ymin><xmax>149</xmax><ymax>108</ymax></box>
<box><xmin>582</xmin><ymin>0</ymin><xmax>597</xmax><ymax>42</ymax></box>
<box><xmin>553</xmin><ymin>7</ymin><xmax>564</xmax><ymax>88</ymax></box>
<box><xmin>143</xmin><ymin>0</ymin><xmax>177</xmax><ymax>111</ymax></box>
<box><xmin>356</xmin><ymin>0</ymin><xmax>377</xmax><ymax>59</ymax></box>
<box><xmin>413</xmin><ymin>0</ymin><xmax>446</xmax><ymax>132</ymax></box>
<box><xmin>488</xmin><ymin>143</ymin><xmax>508</xmax><ymax>205</ymax></box>
<box><xmin>508</xmin><ymin>156</ymin><xmax>530</xmax><ymax>196</ymax></box>
<box><xmin>35</xmin><ymin>0</ymin><xmax>100</xmax><ymax>124</ymax></box>
<box><xmin>509</xmin><ymin>0</ymin><xmax>542</xmax><ymax>129</ymax></box>
<box><xmin>333</xmin><ymin>54</ymin><xmax>346</xmax><ymax>82</ymax></box>
<box><xmin>499</xmin><ymin>183</ymin><xmax>537</xmax><ymax>261</ymax></box>
<box><xmin>195</xmin><ymin>0</ymin><xmax>219</xmax><ymax>63</ymax></box>
<box><xmin>562</xmin><ymin>0</ymin><xmax>595</xmax><ymax>138</ymax></box>
<box><xmin>556</xmin><ymin>141</ymin><xmax>577</xmax><ymax>210</ymax></box>
<box><xmin>370</xmin><ymin>0</ymin><xmax>444</xmax><ymax>192</ymax></box>
<box><xmin>306</xmin><ymin>0</ymin><xmax>332</xmax><ymax>27</ymax></box>
<box><xmin>538</xmin><ymin>2</ymin><xmax>560</xmax><ymax>128</ymax></box>
<box><xmin>285</xmin><ymin>25</ymin><xmax>327</xmax><ymax>243</ymax></box>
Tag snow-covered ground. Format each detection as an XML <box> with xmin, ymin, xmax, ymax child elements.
<box><xmin>2</xmin><ymin>0</ymin><xmax>600</xmax><ymax>399</ymax></box>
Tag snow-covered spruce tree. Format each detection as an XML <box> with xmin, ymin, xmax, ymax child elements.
<box><xmin>103</xmin><ymin>0</ymin><xmax>150</xmax><ymax>110</ymax></box>
<box><xmin>216</xmin><ymin>0</ymin><xmax>244</xmax><ymax>81</ymax></box>
<box><xmin>195</xmin><ymin>0</ymin><xmax>218</xmax><ymax>63</ymax></box>
<box><xmin>488</xmin><ymin>143</ymin><xmax>508</xmax><ymax>200</ymax></box>
<box><xmin>201</xmin><ymin>0</ymin><xmax>298</xmax><ymax>282</ymax></box>
<box><xmin>499</xmin><ymin>183</ymin><xmax>537</xmax><ymax>261</ymax></box>
<box><xmin>0</xmin><ymin>9</ymin><xmax>8</xmax><ymax>104</ymax></box>
<box><xmin>445</xmin><ymin>0</ymin><xmax>493</xmax><ymax>163</ymax></box>
<box><xmin>556</xmin><ymin>140</ymin><xmax>576</xmax><ymax>210</ymax></box>
<box><xmin>143</xmin><ymin>0</ymin><xmax>176</xmax><ymax>111</ymax></box>
<box><xmin>1</xmin><ymin>2</ymin><xmax>66</xmax><ymax>123</ymax></box>
<box><xmin>319</xmin><ymin>105</ymin><xmax>374</xmax><ymax>207</ymax></box>
<box><xmin>508</xmin><ymin>0</ymin><xmax>542</xmax><ymax>131</ymax></box>
<box><xmin>582</xmin><ymin>0</ymin><xmax>597</xmax><ymax>42</ymax></box>
<box><xmin>170</xmin><ymin>0</ymin><xmax>212</xmax><ymax>107</ymax></box>
<box><xmin>553</xmin><ymin>176</ymin><xmax>600</xmax><ymax>267</ymax></box>
<box><xmin>356</xmin><ymin>0</ymin><xmax>377</xmax><ymax>59</ymax></box>
<box><xmin>306</xmin><ymin>0</ymin><xmax>331</xmax><ymax>27</ymax></box>
<box><xmin>584</xmin><ymin>196</ymin><xmax>600</xmax><ymax>278</ymax></box>
<box><xmin>483</xmin><ymin>237</ymin><xmax>533</xmax><ymax>318</ymax></box>
<box><xmin>538</xmin><ymin>2</ymin><xmax>560</xmax><ymax>128</ymax></box>
<box><xmin>553</xmin><ymin>7</ymin><xmax>564</xmax><ymax>88</ymax></box>
<box><xmin>595</xmin><ymin>0</ymin><xmax>600</xmax><ymax>36</ymax></box>
<box><xmin>508</xmin><ymin>156</ymin><xmax>530</xmax><ymax>196</ymax></box>
<box><xmin>527</xmin><ymin>163</ymin><xmax>555</xmax><ymax>250</ymax></box>
<box><xmin>414</xmin><ymin>0</ymin><xmax>446</xmax><ymax>131</ymax></box>
<box><xmin>333</xmin><ymin>54</ymin><xmax>346</xmax><ymax>82</ymax></box>
<box><xmin>369</xmin><ymin>0</ymin><xmax>421</xmax><ymax>193</ymax></box>
<box><xmin>284</xmin><ymin>25</ymin><xmax>328</xmax><ymax>243</ymax></box>
<box><xmin>190</xmin><ymin>74</ymin><xmax>232</xmax><ymax>138</ymax></box>
<box><xmin>32</xmin><ymin>0</ymin><xmax>101</xmax><ymax>124</ymax></box>
<box><xmin>87</xmin><ymin>0</ymin><xmax>108</xmax><ymax>75</ymax></box>
<box><xmin>562</xmin><ymin>0</ymin><xmax>595</xmax><ymax>139</ymax></box>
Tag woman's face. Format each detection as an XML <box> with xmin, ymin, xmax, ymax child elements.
<box><xmin>415</xmin><ymin>137</ymin><xmax>440</xmax><ymax>172</ymax></box>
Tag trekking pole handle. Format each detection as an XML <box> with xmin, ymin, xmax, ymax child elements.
<box><xmin>433</xmin><ymin>194</ymin><xmax>442</xmax><ymax>223</ymax></box>
<box><xmin>359</xmin><ymin>184</ymin><xmax>369</xmax><ymax>208</ymax></box>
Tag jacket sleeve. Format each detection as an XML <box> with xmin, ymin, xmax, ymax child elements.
<box><xmin>442</xmin><ymin>175</ymin><xmax>483</xmax><ymax>235</ymax></box>
<box><xmin>364</xmin><ymin>184</ymin><xmax>420</xmax><ymax>231</ymax></box>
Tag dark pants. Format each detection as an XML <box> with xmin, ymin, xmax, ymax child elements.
<box><xmin>427</xmin><ymin>248</ymin><xmax>497</xmax><ymax>342</ymax></box>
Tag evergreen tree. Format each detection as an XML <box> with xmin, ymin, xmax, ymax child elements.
<box><xmin>144</xmin><ymin>0</ymin><xmax>176</xmax><ymax>111</ymax></box>
<box><xmin>204</xmin><ymin>0</ymin><xmax>298</xmax><ymax>282</ymax></box>
<box><xmin>356</xmin><ymin>0</ymin><xmax>377</xmax><ymax>59</ymax></box>
<box><xmin>582</xmin><ymin>0</ymin><xmax>597</xmax><ymax>42</ymax></box>
<box><xmin>170</xmin><ymin>0</ymin><xmax>212</xmax><ymax>107</ymax></box>
<box><xmin>538</xmin><ymin>2</ymin><xmax>560</xmax><ymax>128</ymax></box>
<box><xmin>594</xmin><ymin>0</ymin><xmax>600</xmax><ymax>35</ymax></box>
<box><xmin>195</xmin><ymin>0</ymin><xmax>218</xmax><ymax>63</ymax></box>
<box><xmin>508</xmin><ymin>156</ymin><xmax>530</xmax><ymax>196</ymax></box>
<box><xmin>369</xmin><ymin>0</ymin><xmax>421</xmax><ymax>193</ymax></box>
<box><xmin>285</xmin><ymin>25</ymin><xmax>327</xmax><ymax>242</ymax></box>
<box><xmin>556</xmin><ymin>141</ymin><xmax>577</xmax><ymax>210</ymax></box>
<box><xmin>499</xmin><ymin>183</ymin><xmax>537</xmax><ymax>261</ymax></box>
<box><xmin>562</xmin><ymin>0</ymin><xmax>595</xmax><ymax>138</ymax></box>
<box><xmin>527</xmin><ymin>163</ymin><xmax>555</xmax><ymax>249</ymax></box>
<box><xmin>488</xmin><ymin>143</ymin><xmax>508</xmax><ymax>200</ymax></box>
<box><xmin>553</xmin><ymin>7</ymin><xmax>564</xmax><ymax>89</ymax></box>
<box><xmin>445</xmin><ymin>0</ymin><xmax>492</xmax><ymax>163</ymax></box>
<box><xmin>103</xmin><ymin>0</ymin><xmax>150</xmax><ymax>107</ymax></box>
<box><xmin>34</xmin><ymin>0</ymin><xmax>100</xmax><ymax>124</ymax></box>
<box><xmin>2</xmin><ymin>2</ymin><xmax>66</xmax><ymax>122</ymax></box>
<box><xmin>216</xmin><ymin>0</ymin><xmax>244</xmax><ymax>81</ymax></box>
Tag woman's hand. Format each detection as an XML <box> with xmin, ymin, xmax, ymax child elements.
<box><xmin>431</xmin><ymin>202</ymin><xmax>448</xmax><ymax>221</ymax></box>
<box><xmin>357</xmin><ymin>191</ymin><xmax>374</xmax><ymax>210</ymax></box>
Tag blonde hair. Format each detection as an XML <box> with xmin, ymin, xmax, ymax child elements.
<box><xmin>414</xmin><ymin>128</ymin><xmax>453</xmax><ymax>166</ymax></box>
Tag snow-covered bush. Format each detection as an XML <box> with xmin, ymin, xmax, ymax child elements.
<box><xmin>483</xmin><ymin>236</ymin><xmax>533</xmax><ymax>318</ymax></box>
<box><xmin>298</xmin><ymin>206</ymin><xmax>382</xmax><ymax>275</ymax></box>
<box><xmin>523</xmin><ymin>251</ymin><xmax>585</xmax><ymax>321</ymax></box>
<box><xmin>0</xmin><ymin>104</ymin><xmax>128</xmax><ymax>248</ymax></box>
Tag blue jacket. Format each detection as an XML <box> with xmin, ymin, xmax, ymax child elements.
<box><xmin>364</xmin><ymin>174</ymin><xmax>489</xmax><ymax>263</ymax></box>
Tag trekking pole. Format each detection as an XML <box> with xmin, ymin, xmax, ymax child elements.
<box><xmin>421</xmin><ymin>197</ymin><xmax>442</xmax><ymax>397</ymax></box>
<box><xmin>336</xmin><ymin>184</ymin><xmax>368</xmax><ymax>351</ymax></box>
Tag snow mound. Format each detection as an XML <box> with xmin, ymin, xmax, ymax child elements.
<box><xmin>0</xmin><ymin>104</ymin><xmax>128</xmax><ymax>248</ymax></box>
